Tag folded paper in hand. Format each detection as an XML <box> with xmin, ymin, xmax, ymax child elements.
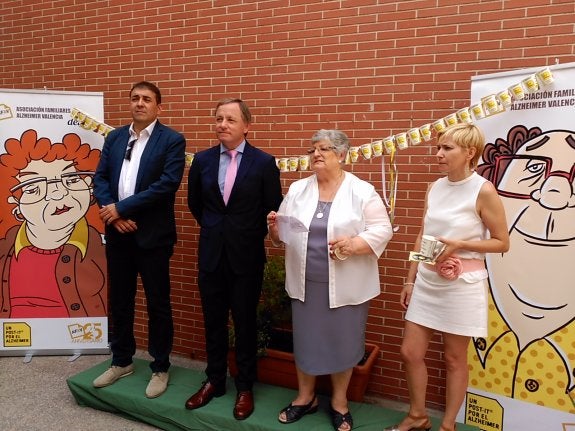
<box><xmin>276</xmin><ymin>214</ymin><xmax>308</xmax><ymax>244</ymax></box>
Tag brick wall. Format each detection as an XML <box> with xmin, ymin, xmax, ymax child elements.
<box><xmin>1</xmin><ymin>0</ymin><xmax>574</xmax><ymax>409</ymax></box>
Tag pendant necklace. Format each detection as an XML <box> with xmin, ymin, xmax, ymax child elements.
<box><xmin>316</xmin><ymin>171</ymin><xmax>344</xmax><ymax>219</ymax></box>
<box><xmin>315</xmin><ymin>201</ymin><xmax>329</xmax><ymax>219</ymax></box>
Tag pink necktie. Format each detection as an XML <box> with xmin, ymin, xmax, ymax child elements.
<box><xmin>223</xmin><ymin>149</ymin><xmax>238</xmax><ymax>204</ymax></box>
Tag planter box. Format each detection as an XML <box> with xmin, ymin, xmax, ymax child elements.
<box><xmin>228</xmin><ymin>341</ymin><xmax>379</xmax><ymax>402</ymax></box>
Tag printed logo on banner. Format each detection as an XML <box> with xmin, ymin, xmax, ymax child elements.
<box><xmin>464</xmin><ymin>392</ymin><xmax>504</xmax><ymax>431</ymax></box>
<box><xmin>68</xmin><ymin>322</ymin><xmax>104</xmax><ymax>343</ymax></box>
<box><xmin>3</xmin><ymin>322</ymin><xmax>32</xmax><ymax>347</ymax></box>
<box><xmin>0</xmin><ymin>104</ymin><xmax>12</xmax><ymax>121</ymax></box>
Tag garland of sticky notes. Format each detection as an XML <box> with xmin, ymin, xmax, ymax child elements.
<box><xmin>69</xmin><ymin>107</ymin><xmax>114</xmax><ymax>137</ymax></box>
<box><xmin>69</xmin><ymin>108</ymin><xmax>196</xmax><ymax>167</ymax></box>
<box><xmin>70</xmin><ymin>66</ymin><xmax>555</xmax><ymax>229</ymax></box>
<box><xmin>274</xmin><ymin>66</ymin><xmax>555</xmax><ymax>230</ymax></box>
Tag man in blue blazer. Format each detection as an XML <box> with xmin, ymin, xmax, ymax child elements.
<box><xmin>92</xmin><ymin>81</ymin><xmax>186</xmax><ymax>399</ymax></box>
<box><xmin>186</xmin><ymin>98</ymin><xmax>283</xmax><ymax>420</ymax></box>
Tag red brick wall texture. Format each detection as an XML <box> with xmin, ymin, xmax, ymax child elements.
<box><xmin>2</xmin><ymin>0</ymin><xmax>574</xmax><ymax>409</ymax></box>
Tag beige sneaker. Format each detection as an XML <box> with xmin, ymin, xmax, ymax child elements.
<box><xmin>145</xmin><ymin>372</ymin><xmax>169</xmax><ymax>398</ymax></box>
<box><xmin>93</xmin><ymin>364</ymin><xmax>135</xmax><ymax>388</ymax></box>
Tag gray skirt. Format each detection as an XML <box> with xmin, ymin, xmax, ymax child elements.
<box><xmin>292</xmin><ymin>278</ymin><xmax>368</xmax><ymax>375</ymax></box>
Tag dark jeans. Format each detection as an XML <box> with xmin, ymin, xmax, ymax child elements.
<box><xmin>199</xmin><ymin>254</ymin><xmax>263</xmax><ymax>391</ymax></box>
<box><xmin>107</xmin><ymin>237</ymin><xmax>174</xmax><ymax>372</ymax></box>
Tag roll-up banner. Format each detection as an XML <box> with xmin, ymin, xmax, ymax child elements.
<box><xmin>459</xmin><ymin>63</ymin><xmax>575</xmax><ymax>430</ymax></box>
<box><xmin>0</xmin><ymin>89</ymin><xmax>108</xmax><ymax>356</ymax></box>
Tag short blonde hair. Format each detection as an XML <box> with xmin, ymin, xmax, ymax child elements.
<box><xmin>437</xmin><ymin>123</ymin><xmax>485</xmax><ymax>169</ymax></box>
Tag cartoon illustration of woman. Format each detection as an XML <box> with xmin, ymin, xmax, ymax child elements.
<box><xmin>0</xmin><ymin>129</ymin><xmax>106</xmax><ymax>318</ymax></box>
<box><xmin>471</xmin><ymin>125</ymin><xmax>575</xmax><ymax>413</ymax></box>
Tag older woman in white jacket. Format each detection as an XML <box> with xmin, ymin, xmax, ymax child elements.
<box><xmin>267</xmin><ymin>130</ymin><xmax>393</xmax><ymax>431</ymax></box>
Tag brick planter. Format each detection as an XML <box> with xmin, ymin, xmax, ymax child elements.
<box><xmin>228</xmin><ymin>341</ymin><xmax>379</xmax><ymax>402</ymax></box>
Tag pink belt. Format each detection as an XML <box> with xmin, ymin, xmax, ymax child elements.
<box><xmin>424</xmin><ymin>257</ymin><xmax>485</xmax><ymax>280</ymax></box>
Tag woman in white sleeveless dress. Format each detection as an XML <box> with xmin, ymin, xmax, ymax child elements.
<box><xmin>384</xmin><ymin>124</ymin><xmax>509</xmax><ymax>431</ymax></box>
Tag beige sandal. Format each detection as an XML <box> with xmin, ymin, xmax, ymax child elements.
<box><xmin>383</xmin><ymin>413</ymin><xmax>432</xmax><ymax>431</ymax></box>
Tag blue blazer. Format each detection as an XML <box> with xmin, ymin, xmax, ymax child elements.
<box><xmin>94</xmin><ymin>121</ymin><xmax>186</xmax><ymax>249</ymax></box>
<box><xmin>187</xmin><ymin>142</ymin><xmax>283</xmax><ymax>274</ymax></box>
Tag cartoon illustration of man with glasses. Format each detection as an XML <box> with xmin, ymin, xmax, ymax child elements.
<box><xmin>0</xmin><ymin>129</ymin><xmax>106</xmax><ymax>318</ymax></box>
<box><xmin>470</xmin><ymin>125</ymin><xmax>575</xmax><ymax>413</ymax></box>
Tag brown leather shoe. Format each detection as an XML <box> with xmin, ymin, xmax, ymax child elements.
<box><xmin>233</xmin><ymin>390</ymin><xmax>254</xmax><ymax>420</ymax></box>
<box><xmin>184</xmin><ymin>380</ymin><xmax>226</xmax><ymax>410</ymax></box>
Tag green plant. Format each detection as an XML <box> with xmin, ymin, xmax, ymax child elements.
<box><xmin>229</xmin><ymin>254</ymin><xmax>291</xmax><ymax>356</ymax></box>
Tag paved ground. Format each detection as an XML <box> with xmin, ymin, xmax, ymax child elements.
<box><xmin>0</xmin><ymin>351</ymin><xmax>205</xmax><ymax>431</ymax></box>
<box><xmin>0</xmin><ymin>350</ymin><xmax>427</xmax><ymax>431</ymax></box>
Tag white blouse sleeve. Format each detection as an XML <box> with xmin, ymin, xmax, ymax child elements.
<box><xmin>356</xmin><ymin>187</ymin><xmax>393</xmax><ymax>258</ymax></box>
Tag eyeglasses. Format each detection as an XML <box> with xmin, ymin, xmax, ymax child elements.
<box><xmin>10</xmin><ymin>172</ymin><xmax>94</xmax><ymax>204</ymax></box>
<box><xmin>125</xmin><ymin>139</ymin><xmax>137</xmax><ymax>160</ymax></box>
<box><xmin>491</xmin><ymin>155</ymin><xmax>575</xmax><ymax>199</ymax></box>
<box><xmin>306</xmin><ymin>146</ymin><xmax>336</xmax><ymax>155</ymax></box>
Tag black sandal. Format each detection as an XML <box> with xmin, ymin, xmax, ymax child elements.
<box><xmin>278</xmin><ymin>395</ymin><xmax>318</xmax><ymax>424</ymax></box>
<box><xmin>329</xmin><ymin>405</ymin><xmax>353</xmax><ymax>431</ymax></box>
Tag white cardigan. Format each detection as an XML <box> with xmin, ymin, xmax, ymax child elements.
<box><xmin>279</xmin><ymin>171</ymin><xmax>393</xmax><ymax>308</ymax></box>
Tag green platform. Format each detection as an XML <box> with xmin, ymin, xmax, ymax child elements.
<box><xmin>67</xmin><ymin>358</ymin><xmax>478</xmax><ymax>431</ymax></box>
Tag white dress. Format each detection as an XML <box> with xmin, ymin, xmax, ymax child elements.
<box><xmin>405</xmin><ymin>172</ymin><xmax>489</xmax><ymax>337</ymax></box>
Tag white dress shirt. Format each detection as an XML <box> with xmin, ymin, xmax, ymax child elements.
<box><xmin>118</xmin><ymin>120</ymin><xmax>157</xmax><ymax>200</ymax></box>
